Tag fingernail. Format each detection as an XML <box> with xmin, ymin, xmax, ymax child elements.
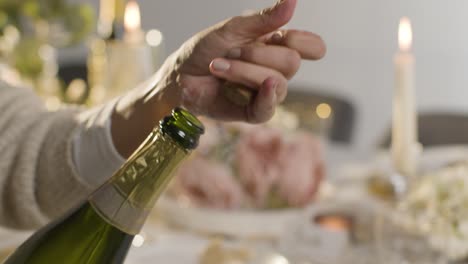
<box><xmin>226</xmin><ymin>48</ymin><xmax>242</xmax><ymax>59</ymax></box>
<box><xmin>211</xmin><ymin>59</ymin><xmax>231</xmax><ymax>72</ymax></box>
<box><xmin>271</xmin><ymin>31</ymin><xmax>284</xmax><ymax>43</ymax></box>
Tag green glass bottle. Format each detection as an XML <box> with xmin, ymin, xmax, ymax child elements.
<box><xmin>4</xmin><ymin>108</ymin><xmax>204</xmax><ymax>264</ymax></box>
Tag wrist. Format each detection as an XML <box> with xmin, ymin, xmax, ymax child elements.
<box><xmin>111</xmin><ymin>56</ymin><xmax>182</xmax><ymax>157</ymax></box>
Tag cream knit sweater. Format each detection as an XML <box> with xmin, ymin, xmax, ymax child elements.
<box><xmin>0</xmin><ymin>81</ymin><xmax>102</xmax><ymax>229</ymax></box>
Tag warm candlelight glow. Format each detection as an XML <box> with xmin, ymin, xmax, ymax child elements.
<box><xmin>393</xmin><ymin>17</ymin><xmax>418</xmax><ymax>177</ymax></box>
<box><xmin>316</xmin><ymin>103</ymin><xmax>332</xmax><ymax>119</ymax></box>
<box><xmin>124</xmin><ymin>0</ymin><xmax>141</xmax><ymax>32</ymax></box>
<box><xmin>315</xmin><ymin>214</ymin><xmax>352</xmax><ymax>232</ymax></box>
<box><xmin>132</xmin><ymin>234</ymin><xmax>145</xmax><ymax>247</ymax></box>
<box><xmin>398</xmin><ymin>17</ymin><xmax>413</xmax><ymax>52</ymax></box>
<box><xmin>146</xmin><ymin>29</ymin><xmax>163</xmax><ymax>46</ymax></box>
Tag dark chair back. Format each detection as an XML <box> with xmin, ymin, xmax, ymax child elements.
<box><xmin>283</xmin><ymin>87</ymin><xmax>355</xmax><ymax>144</ymax></box>
<box><xmin>380</xmin><ymin>112</ymin><xmax>468</xmax><ymax>147</ymax></box>
<box><xmin>58</xmin><ymin>63</ymin><xmax>88</xmax><ymax>86</ymax></box>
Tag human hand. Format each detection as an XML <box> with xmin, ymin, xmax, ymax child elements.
<box><xmin>159</xmin><ymin>0</ymin><xmax>326</xmax><ymax>123</ymax></box>
<box><xmin>112</xmin><ymin>0</ymin><xmax>326</xmax><ymax>157</ymax></box>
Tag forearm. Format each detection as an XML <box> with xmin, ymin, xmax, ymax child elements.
<box><xmin>0</xmin><ymin>84</ymin><xmax>90</xmax><ymax>229</ymax></box>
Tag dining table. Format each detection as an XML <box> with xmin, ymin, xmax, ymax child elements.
<box><xmin>2</xmin><ymin>144</ymin><xmax>468</xmax><ymax>264</ymax></box>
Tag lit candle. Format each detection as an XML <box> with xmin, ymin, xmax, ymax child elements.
<box><xmin>124</xmin><ymin>0</ymin><xmax>144</xmax><ymax>44</ymax></box>
<box><xmin>392</xmin><ymin>17</ymin><xmax>419</xmax><ymax>177</ymax></box>
<box><xmin>88</xmin><ymin>0</ymin><xmax>164</xmax><ymax>105</ymax></box>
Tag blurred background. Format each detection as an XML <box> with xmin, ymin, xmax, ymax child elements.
<box><xmin>57</xmin><ymin>0</ymin><xmax>468</xmax><ymax>159</ymax></box>
<box><xmin>3</xmin><ymin>0</ymin><xmax>468</xmax><ymax>160</ymax></box>
<box><xmin>3</xmin><ymin>1</ymin><xmax>468</xmax><ymax>263</ymax></box>
<box><xmin>0</xmin><ymin>0</ymin><xmax>468</xmax><ymax>264</ymax></box>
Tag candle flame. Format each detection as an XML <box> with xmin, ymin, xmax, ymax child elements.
<box><xmin>124</xmin><ymin>1</ymin><xmax>141</xmax><ymax>32</ymax></box>
<box><xmin>398</xmin><ymin>17</ymin><xmax>413</xmax><ymax>52</ymax></box>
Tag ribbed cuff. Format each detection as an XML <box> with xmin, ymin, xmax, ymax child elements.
<box><xmin>73</xmin><ymin>99</ymin><xmax>126</xmax><ymax>188</ymax></box>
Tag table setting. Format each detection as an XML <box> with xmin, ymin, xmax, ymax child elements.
<box><xmin>2</xmin><ymin>1</ymin><xmax>468</xmax><ymax>263</ymax></box>
<box><xmin>117</xmin><ymin>143</ymin><xmax>468</xmax><ymax>264</ymax></box>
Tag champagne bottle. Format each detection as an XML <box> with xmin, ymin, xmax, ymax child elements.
<box><xmin>5</xmin><ymin>108</ymin><xmax>204</xmax><ymax>264</ymax></box>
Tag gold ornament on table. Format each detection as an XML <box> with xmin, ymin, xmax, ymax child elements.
<box><xmin>200</xmin><ymin>240</ymin><xmax>251</xmax><ymax>264</ymax></box>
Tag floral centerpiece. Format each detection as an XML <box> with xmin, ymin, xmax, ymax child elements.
<box><xmin>398</xmin><ymin>161</ymin><xmax>468</xmax><ymax>261</ymax></box>
<box><xmin>168</xmin><ymin>107</ymin><xmax>325</xmax><ymax>210</ymax></box>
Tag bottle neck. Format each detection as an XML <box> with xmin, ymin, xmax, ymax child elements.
<box><xmin>88</xmin><ymin>127</ymin><xmax>189</xmax><ymax>235</ymax></box>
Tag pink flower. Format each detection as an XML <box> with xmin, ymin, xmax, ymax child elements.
<box><xmin>235</xmin><ymin>126</ymin><xmax>284</xmax><ymax>207</ymax></box>
<box><xmin>197</xmin><ymin>118</ymin><xmax>222</xmax><ymax>155</ymax></box>
<box><xmin>235</xmin><ymin>127</ymin><xmax>324</xmax><ymax>208</ymax></box>
<box><xmin>173</xmin><ymin>118</ymin><xmax>324</xmax><ymax>210</ymax></box>
<box><xmin>276</xmin><ymin>133</ymin><xmax>324</xmax><ymax>207</ymax></box>
<box><xmin>174</xmin><ymin>156</ymin><xmax>245</xmax><ymax>209</ymax></box>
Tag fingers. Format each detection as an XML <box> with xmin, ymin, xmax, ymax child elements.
<box><xmin>188</xmin><ymin>77</ymin><xmax>281</xmax><ymax>124</ymax></box>
<box><xmin>209</xmin><ymin>58</ymin><xmax>288</xmax><ymax>102</ymax></box>
<box><xmin>208</xmin><ymin>59</ymin><xmax>286</xmax><ymax>123</ymax></box>
<box><xmin>210</xmin><ymin>78</ymin><xmax>278</xmax><ymax>124</ymax></box>
<box><xmin>226</xmin><ymin>45</ymin><xmax>301</xmax><ymax>80</ymax></box>
<box><xmin>245</xmin><ymin>77</ymin><xmax>278</xmax><ymax>123</ymax></box>
<box><xmin>222</xmin><ymin>0</ymin><xmax>297</xmax><ymax>38</ymax></box>
<box><xmin>266</xmin><ymin>30</ymin><xmax>327</xmax><ymax>60</ymax></box>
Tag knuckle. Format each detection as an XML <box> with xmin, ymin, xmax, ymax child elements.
<box><xmin>217</xmin><ymin>19</ymin><xmax>231</xmax><ymax>34</ymax></box>
<box><xmin>256</xmin><ymin>10</ymin><xmax>272</xmax><ymax>28</ymax></box>
<box><xmin>241</xmin><ymin>46</ymin><xmax>255</xmax><ymax>61</ymax></box>
<box><xmin>219</xmin><ymin>16</ymin><xmax>242</xmax><ymax>38</ymax></box>
<box><xmin>225</xmin><ymin>16</ymin><xmax>241</xmax><ymax>29</ymax></box>
<box><xmin>181</xmin><ymin>85</ymin><xmax>205</xmax><ymax>113</ymax></box>
<box><xmin>259</xmin><ymin>14</ymin><xmax>272</xmax><ymax>28</ymax></box>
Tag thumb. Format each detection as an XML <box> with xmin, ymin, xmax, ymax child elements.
<box><xmin>224</xmin><ymin>0</ymin><xmax>297</xmax><ymax>38</ymax></box>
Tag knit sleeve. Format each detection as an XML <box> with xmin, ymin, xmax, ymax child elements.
<box><xmin>0</xmin><ymin>81</ymin><xmax>93</xmax><ymax>229</ymax></box>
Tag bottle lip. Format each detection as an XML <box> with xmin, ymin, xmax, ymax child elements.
<box><xmin>173</xmin><ymin>107</ymin><xmax>205</xmax><ymax>134</ymax></box>
<box><xmin>159</xmin><ymin>107</ymin><xmax>204</xmax><ymax>150</ymax></box>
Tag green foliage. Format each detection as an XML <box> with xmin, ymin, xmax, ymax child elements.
<box><xmin>12</xmin><ymin>36</ymin><xmax>42</xmax><ymax>79</ymax></box>
<box><xmin>0</xmin><ymin>0</ymin><xmax>95</xmax><ymax>47</ymax></box>
<box><xmin>63</xmin><ymin>4</ymin><xmax>95</xmax><ymax>46</ymax></box>
<box><xmin>0</xmin><ymin>0</ymin><xmax>96</xmax><ymax>80</ymax></box>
